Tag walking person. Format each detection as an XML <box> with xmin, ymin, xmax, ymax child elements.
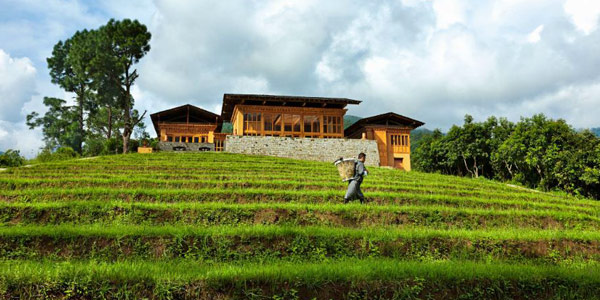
<box><xmin>344</xmin><ymin>152</ymin><xmax>368</xmax><ymax>204</ymax></box>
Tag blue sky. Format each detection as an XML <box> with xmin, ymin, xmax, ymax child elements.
<box><xmin>1</xmin><ymin>0</ymin><xmax>600</xmax><ymax>157</ymax></box>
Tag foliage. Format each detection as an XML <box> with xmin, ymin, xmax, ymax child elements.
<box><xmin>27</xmin><ymin>19</ymin><xmax>151</xmax><ymax>156</ymax></box>
<box><xmin>26</xmin><ymin>97</ymin><xmax>82</xmax><ymax>152</ymax></box>
<box><xmin>414</xmin><ymin>114</ymin><xmax>600</xmax><ymax>199</ymax></box>
<box><xmin>95</xmin><ymin>18</ymin><xmax>151</xmax><ymax>153</ymax></box>
<box><xmin>33</xmin><ymin>147</ymin><xmax>80</xmax><ymax>163</ymax></box>
<box><xmin>0</xmin><ymin>150</ymin><xmax>25</xmax><ymax>167</ymax></box>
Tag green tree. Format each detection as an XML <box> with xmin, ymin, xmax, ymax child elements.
<box><xmin>0</xmin><ymin>150</ymin><xmax>25</xmax><ymax>167</ymax></box>
<box><xmin>96</xmin><ymin>19</ymin><xmax>151</xmax><ymax>153</ymax></box>
<box><xmin>26</xmin><ymin>97</ymin><xmax>81</xmax><ymax>151</ymax></box>
<box><xmin>46</xmin><ymin>29</ymin><xmax>98</xmax><ymax>153</ymax></box>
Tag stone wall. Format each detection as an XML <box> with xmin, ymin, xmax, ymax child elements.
<box><xmin>158</xmin><ymin>142</ymin><xmax>214</xmax><ymax>152</ymax></box>
<box><xmin>225</xmin><ymin>136</ymin><xmax>380</xmax><ymax>166</ymax></box>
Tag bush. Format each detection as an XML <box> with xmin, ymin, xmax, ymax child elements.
<box><xmin>35</xmin><ymin>147</ymin><xmax>79</xmax><ymax>163</ymax></box>
<box><xmin>83</xmin><ymin>137</ymin><xmax>106</xmax><ymax>157</ymax></box>
<box><xmin>0</xmin><ymin>150</ymin><xmax>25</xmax><ymax>167</ymax></box>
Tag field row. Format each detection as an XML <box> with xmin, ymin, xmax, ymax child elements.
<box><xmin>1</xmin><ymin>259</ymin><xmax>600</xmax><ymax>299</ymax></box>
<box><xmin>1</xmin><ymin>201</ymin><xmax>598</xmax><ymax>229</ymax></box>
<box><xmin>0</xmin><ymin>178</ymin><xmax>562</xmax><ymax>201</ymax></box>
<box><xmin>1</xmin><ymin>188</ymin><xmax>598</xmax><ymax>215</ymax></box>
<box><xmin>0</xmin><ymin>225</ymin><xmax>599</xmax><ymax>262</ymax></box>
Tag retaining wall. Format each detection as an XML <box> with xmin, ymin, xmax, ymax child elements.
<box><xmin>225</xmin><ymin>136</ymin><xmax>380</xmax><ymax>166</ymax></box>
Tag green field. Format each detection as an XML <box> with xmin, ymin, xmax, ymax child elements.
<box><xmin>0</xmin><ymin>152</ymin><xmax>599</xmax><ymax>299</ymax></box>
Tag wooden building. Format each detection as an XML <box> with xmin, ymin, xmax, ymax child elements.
<box><xmin>150</xmin><ymin>104</ymin><xmax>226</xmax><ymax>151</ymax></box>
<box><xmin>221</xmin><ymin>94</ymin><xmax>361</xmax><ymax>138</ymax></box>
<box><xmin>345</xmin><ymin>112</ymin><xmax>424</xmax><ymax>170</ymax></box>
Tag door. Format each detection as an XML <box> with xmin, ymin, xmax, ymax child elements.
<box><xmin>393</xmin><ymin>158</ymin><xmax>404</xmax><ymax>170</ymax></box>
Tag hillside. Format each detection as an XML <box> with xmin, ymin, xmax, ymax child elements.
<box><xmin>0</xmin><ymin>152</ymin><xmax>599</xmax><ymax>298</ymax></box>
<box><xmin>344</xmin><ymin>114</ymin><xmax>362</xmax><ymax>129</ymax></box>
<box><xmin>593</xmin><ymin>127</ymin><xmax>600</xmax><ymax>137</ymax></box>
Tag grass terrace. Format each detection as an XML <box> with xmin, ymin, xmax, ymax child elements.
<box><xmin>0</xmin><ymin>152</ymin><xmax>599</xmax><ymax>299</ymax></box>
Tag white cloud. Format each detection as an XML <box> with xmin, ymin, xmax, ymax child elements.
<box><xmin>433</xmin><ymin>0</ymin><xmax>467</xmax><ymax>29</ymax></box>
<box><xmin>2</xmin><ymin>0</ymin><xmax>600</xmax><ymax>156</ymax></box>
<box><xmin>564</xmin><ymin>0</ymin><xmax>600</xmax><ymax>34</ymax></box>
<box><xmin>527</xmin><ymin>25</ymin><xmax>544</xmax><ymax>43</ymax></box>
<box><xmin>0</xmin><ymin>49</ymin><xmax>36</xmax><ymax>122</ymax></box>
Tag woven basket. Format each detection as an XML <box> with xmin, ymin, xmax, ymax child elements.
<box><xmin>334</xmin><ymin>158</ymin><xmax>357</xmax><ymax>181</ymax></box>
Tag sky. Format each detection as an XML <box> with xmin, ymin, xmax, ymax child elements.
<box><xmin>1</xmin><ymin>0</ymin><xmax>600</xmax><ymax>158</ymax></box>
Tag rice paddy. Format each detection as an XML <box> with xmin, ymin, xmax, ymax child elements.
<box><xmin>0</xmin><ymin>152</ymin><xmax>599</xmax><ymax>299</ymax></box>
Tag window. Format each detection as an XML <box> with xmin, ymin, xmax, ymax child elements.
<box><xmin>303</xmin><ymin>115</ymin><xmax>320</xmax><ymax>133</ymax></box>
<box><xmin>391</xmin><ymin>134</ymin><xmax>410</xmax><ymax>152</ymax></box>
<box><xmin>323</xmin><ymin>116</ymin><xmax>341</xmax><ymax>135</ymax></box>
<box><xmin>175</xmin><ymin>136</ymin><xmax>180</xmax><ymax>142</ymax></box>
<box><xmin>243</xmin><ymin>113</ymin><xmax>262</xmax><ymax>134</ymax></box>
<box><xmin>263</xmin><ymin>113</ymin><xmax>282</xmax><ymax>135</ymax></box>
<box><xmin>215</xmin><ymin>139</ymin><xmax>224</xmax><ymax>151</ymax></box>
<box><xmin>193</xmin><ymin>137</ymin><xmax>199</xmax><ymax>143</ymax></box>
<box><xmin>167</xmin><ymin>136</ymin><xmax>173</xmax><ymax>142</ymax></box>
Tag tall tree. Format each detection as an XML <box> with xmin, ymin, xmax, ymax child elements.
<box><xmin>46</xmin><ymin>30</ymin><xmax>97</xmax><ymax>154</ymax></box>
<box><xmin>26</xmin><ymin>97</ymin><xmax>80</xmax><ymax>151</ymax></box>
<box><xmin>96</xmin><ymin>19</ymin><xmax>151</xmax><ymax>153</ymax></box>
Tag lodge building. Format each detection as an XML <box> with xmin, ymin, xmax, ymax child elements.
<box><xmin>150</xmin><ymin>93</ymin><xmax>424</xmax><ymax>170</ymax></box>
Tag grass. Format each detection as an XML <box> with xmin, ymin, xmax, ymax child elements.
<box><xmin>0</xmin><ymin>152</ymin><xmax>599</xmax><ymax>299</ymax></box>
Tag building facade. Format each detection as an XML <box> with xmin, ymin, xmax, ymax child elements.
<box><xmin>221</xmin><ymin>94</ymin><xmax>361</xmax><ymax>138</ymax></box>
<box><xmin>150</xmin><ymin>104</ymin><xmax>227</xmax><ymax>151</ymax></box>
<box><xmin>150</xmin><ymin>94</ymin><xmax>424</xmax><ymax>170</ymax></box>
<box><xmin>344</xmin><ymin>112</ymin><xmax>424</xmax><ymax>171</ymax></box>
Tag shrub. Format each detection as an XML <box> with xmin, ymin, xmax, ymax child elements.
<box><xmin>0</xmin><ymin>149</ymin><xmax>25</xmax><ymax>167</ymax></box>
<box><xmin>35</xmin><ymin>147</ymin><xmax>79</xmax><ymax>162</ymax></box>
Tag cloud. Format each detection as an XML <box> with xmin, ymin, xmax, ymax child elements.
<box><xmin>564</xmin><ymin>0</ymin><xmax>600</xmax><ymax>34</ymax></box>
<box><xmin>0</xmin><ymin>49</ymin><xmax>36</xmax><ymax>122</ymax></box>
<box><xmin>2</xmin><ymin>0</ymin><xmax>600</xmax><ymax>156</ymax></box>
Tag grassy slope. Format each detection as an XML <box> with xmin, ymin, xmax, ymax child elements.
<box><xmin>0</xmin><ymin>152</ymin><xmax>599</xmax><ymax>299</ymax></box>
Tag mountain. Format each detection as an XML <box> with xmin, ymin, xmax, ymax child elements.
<box><xmin>343</xmin><ymin>115</ymin><xmax>362</xmax><ymax>129</ymax></box>
<box><xmin>592</xmin><ymin>128</ymin><xmax>600</xmax><ymax>137</ymax></box>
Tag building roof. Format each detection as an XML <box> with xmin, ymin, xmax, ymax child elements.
<box><xmin>220</xmin><ymin>93</ymin><xmax>362</xmax><ymax>121</ymax></box>
<box><xmin>150</xmin><ymin>104</ymin><xmax>222</xmax><ymax>136</ymax></box>
<box><xmin>344</xmin><ymin>112</ymin><xmax>425</xmax><ymax>137</ymax></box>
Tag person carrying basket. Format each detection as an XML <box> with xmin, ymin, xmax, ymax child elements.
<box><xmin>334</xmin><ymin>152</ymin><xmax>368</xmax><ymax>204</ymax></box>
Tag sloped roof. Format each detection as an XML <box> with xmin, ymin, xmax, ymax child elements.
<box><xmin>150</xmin><ymin>104</ymin><xmax>222</xmax><ymax>136</ymax></box>
<box><xmin>344</xmin><ymin>112</ymin><xmax>425</xmax><ymax>137</ymax></box>
<box><xmin>221</xmin><ymin>93</ymin><xmax>361</xmax><ymax>121</ymax></box>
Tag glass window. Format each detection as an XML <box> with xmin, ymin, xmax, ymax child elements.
<box><xmin>292</xmin><ymin>115</ymin><xmax>301</xmax><ymax>132</ymax></box>
<box><xmin>194</xmin><ymin>137</ymin><xmax>199</xmax><ymax>143</ymax></box>
<box><xmin>273</xmin><ymin>114</ymin><xmax>281</xmax><ymax>131</ymax></box>
<box><xmin>303</xmin><ymin>115</ymin><xmax>320</xmax><ymax>133</ymax></box>
<box><xmin>175</xmin><ymin>136</ymin><xmax>180</xmax><ymax>142</ymax></box>
<box><xmin>283</xmin><ymin>114</ymin><xmax>293</xmax><ymax>132</ymax></box>
<box><xmin>244</xmin><ymin>112</ymin><xmax>262</xmax><ymax>134</ymax></box>
<box><xmin>167</xmin><ymin>136</ymin><xmax>173</xmax><ymax>142</ymax></box>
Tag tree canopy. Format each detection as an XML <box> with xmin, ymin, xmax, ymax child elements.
<box><xmin>27</xmin><ymin>19</ymin><xmax>151</xmax><ymax>156</ymax></box>
<box><xmin>413</xmin><ymin>114</ymin><xmax>600</xmax><ymax>199</ymax></box>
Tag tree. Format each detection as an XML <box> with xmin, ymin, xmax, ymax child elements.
<box><xmin>0</xmin><ymin>150</ymin><xmax>25</xmax><ymax>167</ymax></box>
<box><xmin>46</xmin><ymin>30</ymin><xmax>98</xmax><ymax>154</ymax></box>
<box><xmin>26</xmin><ymin>97</ymin><xmax>81</xmax><ymax>151</ymax></box>
<box><xmin>96</xmin><ymin>19</ymin><xmax>151</xmax><ymax>153</ymax></box>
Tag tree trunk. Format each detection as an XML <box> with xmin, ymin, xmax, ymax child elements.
<box><xmin>77</xmin><ymin>86</ymin><xmax>85</xmax><ymax>154</ymax></box>
<box><xmin>462</xmin><ymin>156</ymin><xmax>474</xmax><ymax>178</ymax></box>
<box><xmin>107</xmin><ymin>104</ymin><xmax>112</xmax><ymax>140</ymax></box>
<box><xmin>122</xmin><ymin>96</ymin><xmax>131</xmax><ymax>154</ymax></box>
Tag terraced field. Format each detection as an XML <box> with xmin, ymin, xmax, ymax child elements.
<box><xmin>0</xmin><ymin>152</ymin><xmax>599</xmax><ymax>299</ymax></box>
